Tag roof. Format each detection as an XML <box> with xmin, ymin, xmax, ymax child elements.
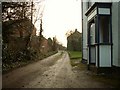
<box><xmin>67</xmin><ymin>30</ymin><xmax>81</xmax><ymax>40</ymax></box>
<box><xmin>85</xmin><ymin>2</ymin><xmax>112</xmax><ymax>16</ymax></box>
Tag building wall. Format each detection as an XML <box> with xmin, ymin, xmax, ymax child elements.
<box><xmin>67</xmin><ymin>30</ymin><xmax>82</xmax><ymax>51</ymax></box>
<box><xmin>118</xmin><ymin>1</ymin><xmax>120</xmax><ymax>66</ymax></box>
<box><xmin>82</xmin><ymin>1</ymin><xmax>120</xmax><ymax>67</ymax></box>
<box><xmin>82</xmin><ymin>2</ymin><xmax>88</xmax><ymax>60</ymax></box>
<box><xmin>112</xmin><ymin>2</ymin><xmax>119</xmax><ymax>67</ymax></box>
<box><xmin>82</xmin><ymin>0</ymin><xmax>111</xmax><ymax>60</ymax></box>
<box><xmin>99</xmin><ymin>45</ymin><xmax>111</xmax><ymax>67</ymax></box>
<box><xmin>88</xmin><ymin>0</ymin><xmax>95</xmax><ymax>7</ymax></box>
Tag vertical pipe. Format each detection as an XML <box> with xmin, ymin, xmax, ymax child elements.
<box><xmin>87</xmin><ymin>22</ymin><xmax>91</xmax><ymax>70</ymax></box>
<box><xmin>81</xmin><ymin>0</ymin><xmax>83</xmax><ymax>61</ymax></box>
<box><xmin>97</xmin><ymin>7</ymin><xmax>100</xmax><ymax>68</ymax></box>
<box><xmin>110</xmin><ymin>6</ymin><xmax>113</xmax><ymax>67</ymax></box>
<box><xmin>0</xmin><ymin>2</ymin><xmax>2</xmax><ymax>90</ymax></box>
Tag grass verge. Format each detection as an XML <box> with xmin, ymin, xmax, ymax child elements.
<box><xmin>68</xmin><ymin>51</ymin><xmax>87</xmax><ymax>70</ymax></box>
<box><xmin>68</xmin><ymin>51</ymin><xmax>120</xmax><ymax>87</ymax></box>
<box><xmin>68</xmin><ymin>51</ymin><xmax>82</xmax><ymax>59</ymax></box>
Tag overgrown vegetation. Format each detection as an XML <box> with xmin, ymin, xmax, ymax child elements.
<box><xmin>3</xmin><ymin>51</ymin><xmax>58</xmax><ymax>74</ymax></box>
<box><xmin>2</xmin><ymin>2</ymin><xmax>65</xmax><ymax>74</ymax></box>
<box><xmin>2</xmin><ymin>19</ymin><xmax>59</xmax><ymax>73</ymax></box>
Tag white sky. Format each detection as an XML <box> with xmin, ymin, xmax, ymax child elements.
<box><xmin>35</xmin><ymin>0</ymin><xmax>82</xmax><ymax>47</ymax></box>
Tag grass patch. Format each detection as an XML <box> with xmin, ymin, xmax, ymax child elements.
<box><xmin>68</xmin><ymin>51</ymin><xmax>82</xmax><ymax>59</ymax></box>
<box><xmin>68</xmin><ymin>51</ymin><xmax>120</xmax><ymax>87</ymax></box>
<box><xmin>68</xmin><ymin>51</ymin><xmax>87</xmax><ymax>71</ymax></box>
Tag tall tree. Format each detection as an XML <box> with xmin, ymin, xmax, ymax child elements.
<box><xmin>2</xmin><ymin>2</ymin><xmax>31</xmax><ymax>22</ymax></box>
<box><xmin>52</xmin><ymin>37</ymin><xmax>58</xmax><ymax>51</ymax></box>
<box><xmin>48</xmin><ymin>37</ymin><xmax>53</xmax><ymax>51</ymax></box>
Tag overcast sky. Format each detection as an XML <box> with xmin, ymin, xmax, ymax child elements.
<box><xmin>35</xmin><ymin>0</ymin><xmax>82</xmax><ymax>47</ymax></box>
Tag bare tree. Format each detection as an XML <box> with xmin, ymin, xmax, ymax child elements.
<box><xmin>28</xmin><ymin>0</ymin><xmax>45</xmax><ymax>48</ymax></box>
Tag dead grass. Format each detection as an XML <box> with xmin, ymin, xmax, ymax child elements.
<box><xmin>68</xmin><ymin>51</ymin><xmax>120</xmax><ymax>88</ymax></box>
<box><xmin>68</xmin><ymin>51</ymin><xmax>85</xmax><ymax>70</ymax></box>
<box><xmin>70</xmin><ymin>58</ymin><xmax>120</xmax><ymax>88</ymax></box>
<box><xmin>70</xmin><ymin>58</ymin><xmax>87</xmax><ymax>71</ymax></box>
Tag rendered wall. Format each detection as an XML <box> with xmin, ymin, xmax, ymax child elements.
<box><xmin>82</xmin><ymin>2</ymin><xmax>88</xmax><ymax>60</ymax></box>
<box><xmin>99</xmin><ymin>45</ymin><xmax>111</xmax><ymax>67</ymax></box>
<box><xmin>112</xmin><ymin>2</ymin><xmax>120</xmax><ymax>67</ymax></box>
<box><xmin>91</xmin><ymin>47</ymin><xmax>95</xmax><ymax>63</ymax></box>
<box><xmin>118</xmin><ymin>1</ymin><xmax>120</xmax><ymax>66</ymax></box>
<box><xmin>95</xmin><ymin>46</ymin><xmax>98</xmax><ymax>67</ymax></box>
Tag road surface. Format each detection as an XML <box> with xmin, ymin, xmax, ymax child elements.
<box><xmin>3</xmin><ymin>51</ymin><xmax>113</xmax><ymax>88</ymax></box>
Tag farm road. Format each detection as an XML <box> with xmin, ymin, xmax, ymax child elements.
<box><xmin>3</xmin><ymin>51</ymin><xmax>113</xmax><ymax>88</ymax></box>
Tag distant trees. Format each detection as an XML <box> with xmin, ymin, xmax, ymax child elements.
<box><xmin>52</xmin><ymin>37</ymin><xmax>58</xmax><ymax>51</ymax></box>
<box><xmin>48</xmin><ymin>37</ymin><xmax>66</xmax><ymax>51</ymax></box>
<box><xmin>47</xmin><ymin>36</ymin><xmax>59</xmax><ymax>52</ymax></box>
<box><xmin>48</xmin><ymin>38</ymin><xmax>52</xmax><ymax>51</ymax></box>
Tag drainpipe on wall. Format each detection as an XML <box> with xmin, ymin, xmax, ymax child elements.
<box><xmin>81</xmin><ymin>0</ymin><xmax>84</xmax><ymax>62</ymax></box>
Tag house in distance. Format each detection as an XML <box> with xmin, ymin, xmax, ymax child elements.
<box><xmin>67</xmin><ymin>29</ymin><xmax>82</xmax><ymax>51</ymax></box>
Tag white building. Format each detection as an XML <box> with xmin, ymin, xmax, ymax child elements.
<box><xmin>82</xmin><ymin>0</ymin><xmax>120</xmax><ymax>73</ymax></box>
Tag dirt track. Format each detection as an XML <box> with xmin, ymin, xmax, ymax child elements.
<box><xmin>3</xmin><ymin>51</ymin><xmax>113</xmax><ymax>88</ymax></box>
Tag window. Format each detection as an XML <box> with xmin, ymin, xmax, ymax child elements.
<box><xmin>90</xmin><ymin>23</ymin><xmax>95</xmax><ymax>44</ymax></box>
<box><xmin>99</xmin><ymin>16</ymin><xmax>110</xmax><ymax>43</ymax></box>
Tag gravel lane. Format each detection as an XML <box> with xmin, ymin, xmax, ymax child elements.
<box><xmin>3</xmin><ymin>51</ymin><xmax>113</xmax><ymax>88</ymax></box>
<box><xmin>2</xmin><ymin>51</ymin><xmax>62</xmax><ymax>88</ymax></box>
